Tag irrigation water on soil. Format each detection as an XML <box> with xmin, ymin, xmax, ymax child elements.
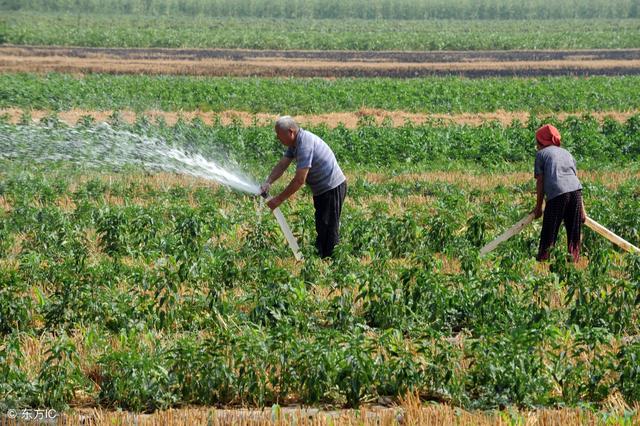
<box><xmin>0</xmin><ymin>122</ymin><xmax>303</xmax><ymax>259</ymax></box>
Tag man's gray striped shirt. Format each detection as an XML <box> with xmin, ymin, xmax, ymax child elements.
<box><xmin>284</xmin><ymin>129</ymin><xmax>346</xmax><ymax>196</ymax></box>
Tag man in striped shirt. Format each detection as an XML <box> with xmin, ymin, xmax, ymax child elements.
<box><xmin>261</xmin><ymin>116</ymin><xmax>347</xmax><ymax>258</ymax></box>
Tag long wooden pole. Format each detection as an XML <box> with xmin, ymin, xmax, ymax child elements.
<box><xmin>480</xmin><ymin>213</ymin><xmax>535</xmax><ymax>256</ymax></box>
<box><xmin>585</xmin><ymin>217</ymin><xmax>640</xmax><ymax>254</ymax></box>
<box><xmin>480</xmin><ymin>213</ymin><xmax>640</xmax><ymax>256</ymax></box>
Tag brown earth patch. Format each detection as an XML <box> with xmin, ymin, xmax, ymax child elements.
<box><xmin>3</xmin><ymin>46</ymin><xmax>640</xmax><ymax>77</ymax></box>
<box><xmin>2</xmin><ymin>107</ymin><xmax>638</xmax><ymax>128</ymax></box>
<box><xmin>6</xmin><ymin>46</ymin><xmax>640</xmax><ymax>63</ymax></box>
<box><xmin>3</xmin><ymin>55</ymin><xmax>640</xmax><ymax>77</ymax></box>
<box><xmin>0</xmin><ymin>196</ymin><xmax>11</xmax><ymax>213</ymax></box>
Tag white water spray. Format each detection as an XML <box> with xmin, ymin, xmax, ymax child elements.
<box><xmin>0</xmin><ymin>123</ymin><xmax>260</xmax><ymax>194</ymax></box>
<box><xmin>0</xmin><ymin>123</ymin><xmax>303</xmax><ymax>260</ymax></box>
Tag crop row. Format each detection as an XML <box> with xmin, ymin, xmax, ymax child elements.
<box><xmin>2</xmin><ymin>115</ymin><xmax>639</xmax><ymax>170</ymax></box>
<box><xmin>3</xmin><ymin>0</ymin><xmax>638</xmax><ymax>20</ymax></box>
<box><xmin>3</xmin><ymin>74</ymin><xmax>640</xmax><ymax>114</ymax></box>
<box><xmin>2</xmin><ymin>13</ymin><xmax>640</xmax><ymax>50</ymax></box>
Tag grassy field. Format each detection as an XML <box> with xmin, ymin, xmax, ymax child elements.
<box><xmin>2</xmin><ymin>13</ymin><xmax>640</xmax><ymax>50</ymax></box>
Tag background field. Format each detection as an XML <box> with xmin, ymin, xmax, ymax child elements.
<box><xmin>3</xmin><ymin>0</ymin><xmax>638</xmax><ymax>20</ymax></box>
<box><xmin>2</xmin><ymin>14</ymin><xmax>640</xmax><ymax>51</ymax></box>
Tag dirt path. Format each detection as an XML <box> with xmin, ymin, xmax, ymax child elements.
<box><xmin>30</xmin><ymin>403</ymin><xmax>636</xmax><ymax>426</ymax></box>
<box><xmin>2</xmin><ymin>107</ymin><xmax>638</xmax><ymax>128</ymax></box>
<box><xmin>3</xmin><ymin>45</ymin><xmax>640</xmax><ymax>77</ymax></box>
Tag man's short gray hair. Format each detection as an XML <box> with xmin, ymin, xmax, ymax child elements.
<box><xmin>275</xmin><ymin>116</ymin><xmax>300</xmax><ymax>132</ymax></box>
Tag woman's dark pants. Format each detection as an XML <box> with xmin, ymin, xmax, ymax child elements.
<box><xmin>537</xmin><ymin>189</ymin><xmax>583</xmax><ymax>262</ymax></box>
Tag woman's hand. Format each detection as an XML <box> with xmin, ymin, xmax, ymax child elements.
<box><xmin>533</xmin><ymin>205</ymin><xmax>543</xmax><ymax>219</ymax></box>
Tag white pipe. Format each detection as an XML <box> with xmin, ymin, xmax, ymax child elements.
<box><xmin>261</xmin><ymin>194</ymin><xmax>303</xmax><ymax>261</ymax></box>
<box><xmin>272</xmin><ymin>207</ymin><xmax>304</xmax><ymax>261</ymax></box>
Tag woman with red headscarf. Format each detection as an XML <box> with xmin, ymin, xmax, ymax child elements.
<box><xmin>532</xmin><ymin>124</ymin><xmax>586</xmax><ymax>262</ymax></box>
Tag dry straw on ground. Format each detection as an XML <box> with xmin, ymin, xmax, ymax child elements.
<box><xmin>2</xmin><ymin>108</ymin><xmax>640</xmax><ymax>128</ymax></box>
<box><xmin>3</xmin><ymin>398</ymin><xmax>638</xmax><ymax>425</ymax></box>
<box><xmin>2</xmin><ymin>45</ymin><xmax>640</xmax><ymax>77</ymax></box>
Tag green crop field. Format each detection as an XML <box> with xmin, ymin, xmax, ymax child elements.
<box><xmin>0</xmin><ymin>117</ymin><xmax>639</xmax><ymax>416</ymax></box>
<box><xmin>3</xmin><ymin>74</ymin><xmax>640</xmax><ymax>114</ymax></box>
<box><xmin>2</xmin><ymin>113</ymin><xmax>639</xmax><ymax>168</ymax></box>
<box><xmin>3</xmin><ymin>0</ymin><xmax>638</xmax><ymax>20</ymax></box>
<box><xmin>2</xmin><ymin>13</ymin><xmax>640</xmax><ymax>50</ymax></box>
<box><xmin>1</xmin><ymin>0</ymin><xmax>640</xmax><ymax>423</ymax></box>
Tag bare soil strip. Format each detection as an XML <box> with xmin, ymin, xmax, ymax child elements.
<box><xmin>34</xmin><ymin>403</ymin><xmax>639</xmax><ymax>426</ymax></box>
<box><xmin>2</xmin><ymin>108</ymin><xmax>638</xmax><ymax>128</ymax></box>
<box><xmin>3</xmin><ymin>45</ymin><xmax>640</xmax><ymax>77</ymax></box>
<box><xmin>5</xmin><ymin>45</ymin><xmax>640</xmax><ymax>63</ymax></box>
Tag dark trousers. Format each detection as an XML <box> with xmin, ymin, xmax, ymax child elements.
<box><xmin>313</xmin><ymin>181</ymin><xmax>347</xmax><ymax>258</ymax></box>
<box><xmin>537</xmin><ymin>190</ymin><xmax>583</xmax><ymax>262</ymax></box>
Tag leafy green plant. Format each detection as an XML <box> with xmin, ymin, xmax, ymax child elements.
<box><xmin>618</xmin><ymin>342</ymin><xmax>640</xmax><ymax>404</ymax></box>
<box><xmin>0</xmin><ymin>268</ymin><xmax>31</xmax><ymax>335</ymax></box>
<box><xmin>35</xmin><ymin>333</ymin><xmax>85</xmax><ymax>411</ymax></box>
<box><xmin>0</xmin><ymin>334</ymin><xmax>34</xmax><ymax>411</ymax></box>
<box><xmin>98</xmin><ymin>343</ymin><xmax>176</xmax><ymax>412</ymax></box>
<box><xmin>466</xmin><ymin>331</ymin><xmax>552</xmax><ymax>409</ymax></box>
<box><xmin>335</xmin><ymin>332</ymin><xmax>376</xmax><ymax>407</ymax></box>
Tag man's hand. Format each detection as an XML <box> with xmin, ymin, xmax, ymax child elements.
<box><xmin>267</xmin><ymin>196</ymin><xmax>282</xmax><ymax>210</ymax></box>
<box><xmin>260</xmin><ymin>181</ymin><xmax>271</xmax><ymax>195</ymax></box>
<box><xmin>266</xmin><ymin>168</ymin><xmax>307</xmax><ymax>210</ymax></box>
<box><xmin>533</xmin><ymin>205</ymin><xmax>543</xmax><ymax>219</ymax></box>
<box><xmin>580</xmin><ymin>201</ymin><xmax>587</xmax><ymax>223</ymax></box>
<box><xmin>262</xmin><ymin>157</ymin><xmax>293</xmax><ymax>195</ymax></box>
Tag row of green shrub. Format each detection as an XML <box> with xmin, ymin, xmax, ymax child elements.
<box><xmin>3</xmin><ymin>114</ymin><xmax>638</xmax><ymax>170</ymax></box>
<box><xmin>3</xmin><ymin>74</ymin><xmax>640</xmax><ymax>114</ymax></box>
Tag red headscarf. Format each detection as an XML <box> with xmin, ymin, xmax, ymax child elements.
<box><xmin>535</xmin><ymin>124</ymin><xmax>561</xmax><ymax>147</ymax></box>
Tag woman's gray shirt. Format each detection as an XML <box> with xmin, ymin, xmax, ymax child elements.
<box><xmin>534</xmin><ymin>146</ymin><xmax>582</xmax><ymax>201</ymax></box>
